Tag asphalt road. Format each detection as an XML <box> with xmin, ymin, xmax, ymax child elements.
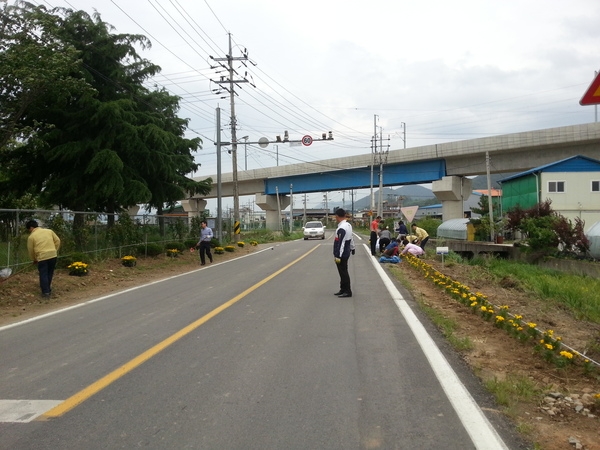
<box><xmin>0</xmin><ymin>234</ymin><xmax>523</xmax><ymax>449</ymax></box>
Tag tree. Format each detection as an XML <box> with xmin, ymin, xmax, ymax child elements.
<box><xmin>1</xmin><ymin>4</ymin><xmax>211</xmax><ymax>238</ymax></box>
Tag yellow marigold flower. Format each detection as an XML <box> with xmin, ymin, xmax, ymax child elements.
<box><xmin>559</xmin><ymin>351</ymin><xmax>573</xmax><ymax>359</ymax></box>
<box><xmin>556</xmin><ymin>337</ymin><xmax>562</xmax><ymax>341</ymax></box>
<box><xmin>545</xmin><ymin>344</ymin><xmax>553</xmax><ymax>350</ymax></box>
<box><xmin>470</xmin><ymin>301</ymin><xmax>478</xmax><ymax>307</ymax></box>
<box><xmin>515</xmin><ymin>315</ymin><xmax>522</xmax><ymax>320</ymax></box>
<box><xmin>500</xmin><ymin>305</ymin><xmax>509</xmax><ymax>310</ymax></box>
<box><xmin>540</xmin><ymin>339</ymin><xmax>545</xmax><ymax>344</ymax></box>
<box><xmin>517</xmin><ymin>327</ymin><xmax>523</xmax><ymax>331</ymax></box>
<box><xmin>462</xmin><ymin>293</ymin><xmax>467</xmax><ymax>299</ymax></box>
<box><xmin>480</xmin><ymin>306</ymin><xmax>487</xmax><ymax>312</ymax></box>
<box><xmin>495</xmin><ymin>316</ymin><xmax>505</xmax><ymax>322</ymax></box>
<box><xmin>546</xmin><ymin>330</ymin><xmax>554</xmax><ymax>336</ymax></box>
<box><xmin>528</xmin><ymin>323</ymin><xmax>536</xmax><ymax>328</ymax></box>
<box><xmin>594</xmin><ymin>393</ymin><xmax>600</xmax><ymax>399</ymax></box>
<box><xmin>469</xmin><ymin>296</ymin><xmax>476</xmax><ymax>302</ymax></box>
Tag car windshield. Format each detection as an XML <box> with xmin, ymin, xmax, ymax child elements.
<box><xmin>305</xmin><ymin>222</ymin><xmax>322</xmax><ymax>228</ymax></box>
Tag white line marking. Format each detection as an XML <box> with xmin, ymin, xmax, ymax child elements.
<box><xmin>0</xmin><ymin>400</ymin><xmax>62</xmax><ymax>423</ymax></box>
<box><xmin>366</xmin><ymin>244</ymin><xmax>509</xmax><ymax>450</ymax></box>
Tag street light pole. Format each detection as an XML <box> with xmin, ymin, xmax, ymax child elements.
<box><xmin>242</xmin><ymin>136</ymin><xmax>249</xmax><ymax>170</ymax></box>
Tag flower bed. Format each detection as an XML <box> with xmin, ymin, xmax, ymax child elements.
<box><xmin>224</xmin><ymin>245</ymin><xmax>235</xmax><ymax>252</ymax></box>
<box><xmin>404</xmin><ymin>255</ymin><xmax>599</xmax><ymax>373</ymax></box>
<box><xmin>214</xmin><ymin>247</ymin><xmax>225</xmax><ymax>254</ymax></box>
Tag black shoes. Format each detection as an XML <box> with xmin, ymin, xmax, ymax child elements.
<box><xmin>334</xmin><ymin>291</ymin><xmax>352</xmax><ymax>297</ymax></box>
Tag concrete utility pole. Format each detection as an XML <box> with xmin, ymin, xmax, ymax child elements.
<box><xmin>376</xmin><ymin>127</ymin><xmax>390</xmax><ymax>218</ymax></box>
<box><xmin>486</xmin><ymin>151</ymin><xmax>495</xmax><ymax>242</ymax></box>
<box><xmin>370</xmin><ymin>115</ymin><xmax>377</xmax><ymax>216</ymax></box>
<box><xmin>211</xmin><ymin>33</ymin><xmax>252</xmax><ymax>241</ymax></box>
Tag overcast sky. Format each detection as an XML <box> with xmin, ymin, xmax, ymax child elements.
<box><xmin>31</xmin><ymin>0</ymin><xmax>600</xmax><ymax>209</ymax></box>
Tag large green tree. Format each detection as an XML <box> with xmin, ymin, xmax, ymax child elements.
<box><xmin>1</xmin><ymin>3</ymin><xmax>211</xmax><ymax>231</ymax></box>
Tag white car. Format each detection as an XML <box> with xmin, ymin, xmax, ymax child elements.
<box><xmin>303</xmin><ymin>221</ymin><xmax>326</xmax><ymax>240</ymax></box>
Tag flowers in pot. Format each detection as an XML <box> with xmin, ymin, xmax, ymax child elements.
<box><xmin>166</xmin><ymin>248</ymin><xmax>179</xmax><ymax>258</ymax></box>
<box><xmin>68</xmin><ymin>261</ymin><xmax>88</xmax><ymax>276</ymax></box>
<box><xmin>121</xmin><ymin>255</ymin><xmax>136</xmax><ymax>267</ymax></box>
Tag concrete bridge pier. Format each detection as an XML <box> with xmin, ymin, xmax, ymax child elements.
<box><xmin>181</xmin><ymin>198</ymin><xmax>207</xmax><ymax>227</ymax></box>
<box><xmin>432</xmin><ymin>176</ymin><xmax>472</xmax><ymax>220</ymax></box>
<box><xmin>255</xmin><ymin>193</ymin><xmax>290</xmax><ymax>231</ymax></box>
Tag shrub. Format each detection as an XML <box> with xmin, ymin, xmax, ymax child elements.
<box><xmin>59</xmin><ymin>252</ymin><xmax>91</xmax><ymax>269</ymax></box>
<box><xmin>136</xmin><ymin>243</ymin><xmax>163</xmax><ymax>257</ymax></box>
<box><xmin>184</xmin><ymin>239</ymin><xmax>197</xmax><ymax>249</ymax></box>
<box><xmin>224</xmin><ymin>245</ymin><xmax>235</xmax><ymax>252</ymax></box>
<box><xmin>165</xmin><ymin>242</ymin><xmax>185</xmax><ymax>251</ymax></box>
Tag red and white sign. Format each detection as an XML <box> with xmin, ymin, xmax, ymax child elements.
<box><xmin>580</xmin><ymin>72</ymin><xmax>600</xmax><ymax>106</ymax></box>
<box><xmin>301</xmin><ymin>135</ymin><xmax>313</xmax><ymax>146</ymax></box>
<box><xmin>401</xmin><ymin>206</ymin><xmax>419</xmax><ymax>223</ymax></box>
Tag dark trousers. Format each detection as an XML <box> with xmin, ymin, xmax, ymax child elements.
<box><xmin>38</xmin><ymin>257</ymin><xmax>57</xmax><ymax>295</ymax></box>
<box><xmin>199</xmin><ymin>241</ymin><xmax>213</xmax><ymax>264</ymax></box>
<box><xmin>420</xmin><ymin>236</ymin><xmax>429</xmax><ymax>250</ymax></box>
<box><xmin>379</xmin><ymin>238</ymin><xmax>391</xmax><ymax>252</ymax></box>
<box><xmin>370</xmin><ymin>231</ymin><xmax>378</xmax><ymax>255</ymax></box>
<box><xmin>336</xmin><ymin>257</ymin><xmax>351</xmax><ymax>294</ymax></box>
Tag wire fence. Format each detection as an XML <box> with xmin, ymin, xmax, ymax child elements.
<box><xmin>0</xmin><ymin>208</ymin><xmax>244</xmax><ymax>271</ymax></box>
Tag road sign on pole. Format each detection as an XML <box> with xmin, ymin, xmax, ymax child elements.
<box><xmin>301</xmin><ymin>135</ymin><xmax>313</xmax><ymax>146</ymax></box>
<box><xmin>580</xmin><ymin>72</ymin><xmax>600</xmax><ymax>105</ymax></box>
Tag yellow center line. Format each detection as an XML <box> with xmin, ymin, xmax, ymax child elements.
<box><xmin>40</xmin><ymin>244</ymin><xmax>320</xmax><ymax>419</ymax></box>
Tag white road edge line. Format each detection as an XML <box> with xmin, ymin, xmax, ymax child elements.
<box><xmin>0</xmin><ymin>246</ymin><xmax>275</xmax><ymax>333</ymax></box>
<box><xmin>366</xmin><ymin>245</ymin><xmax>509</xmax><ymax>450</ymax></box>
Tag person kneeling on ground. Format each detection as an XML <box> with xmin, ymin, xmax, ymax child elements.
<box><xmin>400</xmin><ymin>239</ymin><xmax>424</xmax><ymax>257</ymax></box>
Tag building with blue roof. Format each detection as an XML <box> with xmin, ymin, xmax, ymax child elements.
<box><xmin>498</xmin><ymin>155</ymin><xmax>600</xmax><ymax>231</ymax></box>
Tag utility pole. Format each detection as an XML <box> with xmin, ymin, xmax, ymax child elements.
<box><xmin>376</xmin><ymin>127</ymin><xmax>390</xmax><ymax>218</ymax></box>
<box><xmin>370</xmin><ymin>115</ymin><xmax>377</xmax><ymax>216</ymax></box>
<box><xmin>486</xmin><ymin>151</ymin><xmax>495</xmax><ymax>242</ymax></box>
<box><xmin>211</xmin><ymin>34</ymin><xmax>253</xmax><ymax>241</ymax></box>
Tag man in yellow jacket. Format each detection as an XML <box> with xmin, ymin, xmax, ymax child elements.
<box><xmin>26</xmin><ymin>220</ymin><xmax>61</xmax><ymax>298</ymax></box>
<box><xmin>411</xmin><ymin>223</ymin><xmax>430</xmax><ymax>250</ymax></box>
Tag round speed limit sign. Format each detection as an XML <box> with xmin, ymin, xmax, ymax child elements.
<box><xmin>301</xmin><ymin>135</ymin><xmax>313</xmax><ymax>146</ymax></box>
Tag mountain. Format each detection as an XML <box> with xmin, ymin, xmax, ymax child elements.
<box><xmin>470</xmin><ymin>173</ymin><xmax>516</xmax><ymax>190</ymax></box>
<box><xmin>346</xmin><ymin>185</ymin><xmax>436</xmax><ymax>211</ymax></box>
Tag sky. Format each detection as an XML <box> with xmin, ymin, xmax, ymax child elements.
<box><xmin>27</xmin><ymin>0</ymin><xmax>600</xmax><ymax>209</ymax></box>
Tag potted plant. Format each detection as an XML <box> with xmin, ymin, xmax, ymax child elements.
<box><xmin>121</xmin><ymin>255</ymin><xmax>136</xmax><ymax>267</ymax></box>
<box><xmin>67</xmin><ymin>261</ymin><xmax>89</xmax><ymax>276</ymax></box>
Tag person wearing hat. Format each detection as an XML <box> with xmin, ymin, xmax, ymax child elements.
<box><xmin>411</xmin><ymin>223</ymin><xmax>429</xmax><ymax>250</ymax></box>
<box><xmin>333</xmin><ymin>208</ymin><xmax>354</xmax><ymax>298</ymax></box>
<box><xmin>26</xmin><ymin>220</ymin><xmax>61</xmax><ymax>298</ymax></box>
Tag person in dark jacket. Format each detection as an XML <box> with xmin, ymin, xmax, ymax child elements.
<box><xmin>396</xmin><ymin>220</ymin><xmax>408</xmax><ymax>239</ymax></box>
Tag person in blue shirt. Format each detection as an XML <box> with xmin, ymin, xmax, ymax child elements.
<box><xmin>333</xmin><ymin>208</ymin><xmax>354</xmax><ymax>298</ymax></box>
<box><xmin>195</xmin><ymin>220</ymin><xmax>214</xmax><ymax>266</ymax></box>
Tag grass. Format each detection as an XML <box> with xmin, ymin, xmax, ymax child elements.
<box><xmin>484</xmin><ymin>373</ymin><xmax>541</xmax><ymax>420</ymax></box>
<box><xmin>468</xmin><ymin>257</ymin><xmax>600</xmax><ymax>323</ymax></box>
<box><xmin>417</xmin><ymin>298</ymin><xmax>474</xmax><ymax>352</ymax></box>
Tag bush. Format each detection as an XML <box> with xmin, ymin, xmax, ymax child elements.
<box><xmin>136</xmin><ymin>243</ymin><xmax>163</xmax><ymax>257</ymax></box>
<box><xmin>59</xmin><ymin>251</ymin><xmax>91</xmax><ymax>269</ymax></box>
<box><xmin>184</xmin><ymin>239</ymin><xmax>197</xmax><ymax>249</ymax></box>
<box><xmin>165</xmin><ymin>241</ymin><xmax>185</xmax><ymax>251</ymax></box>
